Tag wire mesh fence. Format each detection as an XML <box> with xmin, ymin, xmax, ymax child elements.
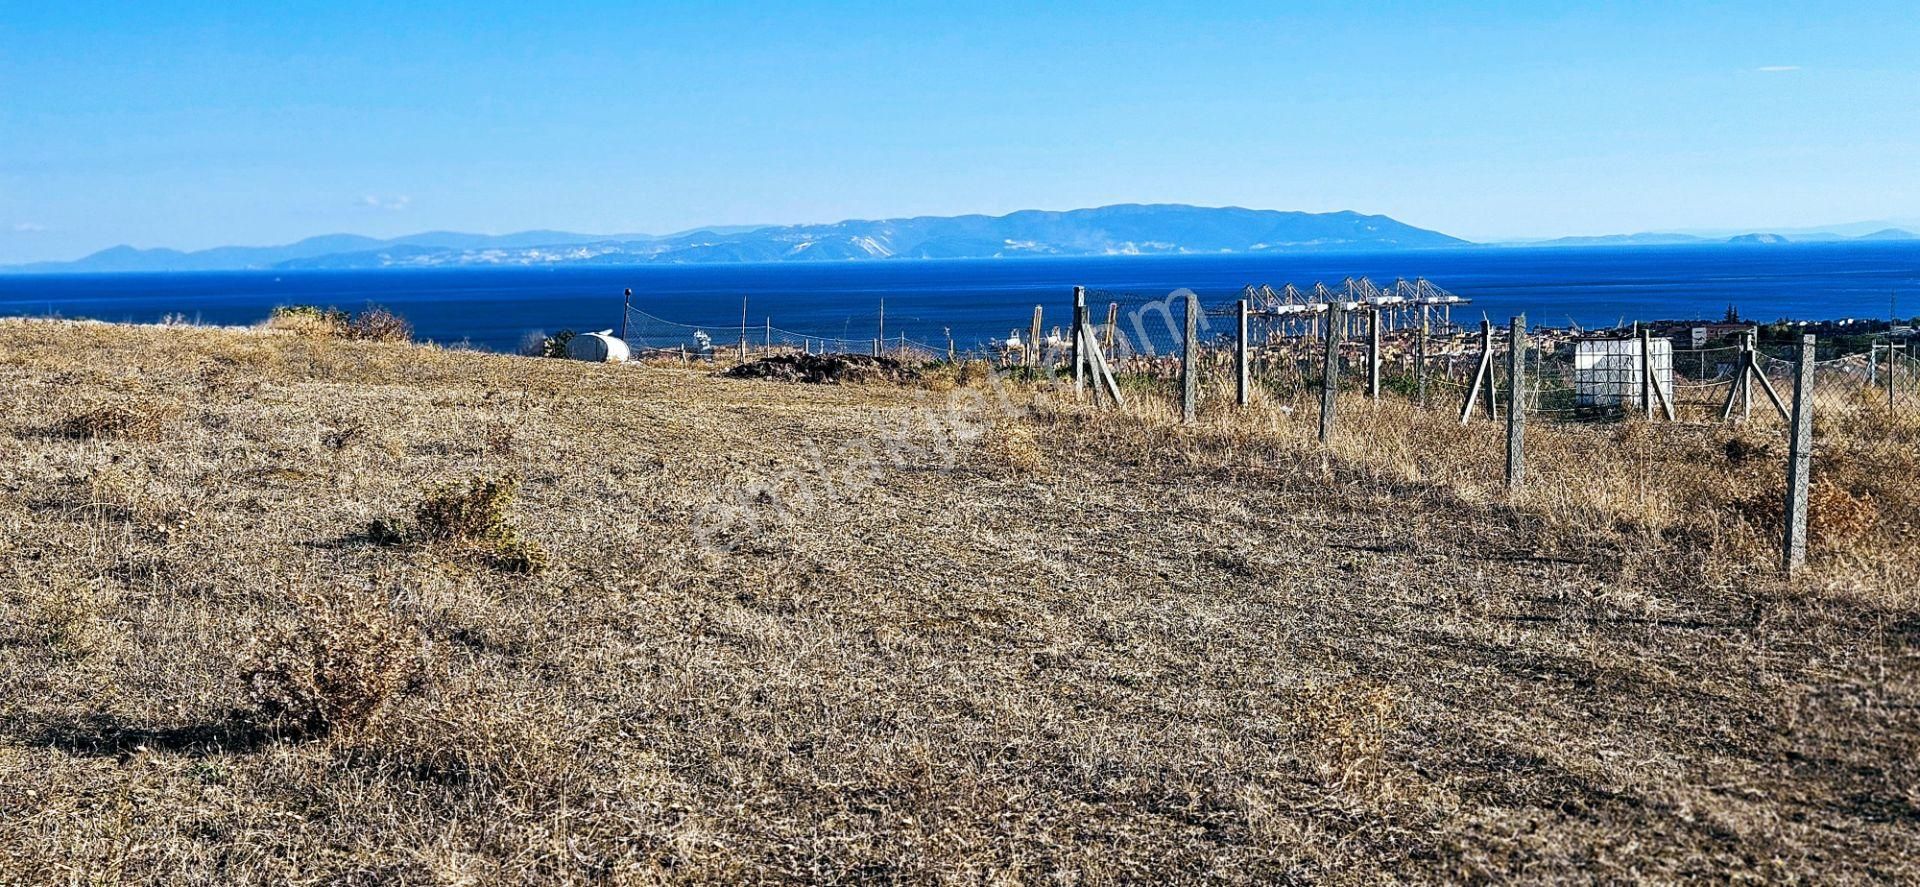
<box><xmin>601</xmin><ymin>283</ymin><xmax>1916</xmax><ymax>579</ymax></box>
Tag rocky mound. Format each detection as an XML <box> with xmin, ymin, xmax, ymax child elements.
<box><xmin>723</xmin><ymin>353</ymin><xmax>920</xmax><ymax>385</ymax></box>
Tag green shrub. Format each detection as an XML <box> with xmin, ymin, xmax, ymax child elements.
<box><xmin>368</xmin><ymin>475</ymin><xmax>550</xmax><ymax>576</ymax></box>
<box><xmin>540</xmin><ymin>330</ymin><xmax>578</xmax><ymax>358</ymax></box>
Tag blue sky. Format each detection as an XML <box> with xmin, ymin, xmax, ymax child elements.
<box><xmin>2</xmin><ymin>1</ymin><xmax>1916</xmax><ymax>263</ymax></box>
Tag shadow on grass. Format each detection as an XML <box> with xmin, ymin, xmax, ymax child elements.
<box><xmin>12</xmin><ymin>712</ymin><xmax>274</xmax><ymax>760</ymax></box>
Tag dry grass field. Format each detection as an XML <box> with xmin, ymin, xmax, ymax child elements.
<box><xmin>1</xmin><ymin>317</ymin><xmax>1916</xmax><ymax>884</ymax></box>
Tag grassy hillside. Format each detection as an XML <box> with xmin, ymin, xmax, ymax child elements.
<box><xmin>0</xmin><ymin>319</ymin><xmax>1915</xmax><ymax>883</ymax></box>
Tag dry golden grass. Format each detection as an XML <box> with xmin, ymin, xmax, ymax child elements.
<box><xmin>0</xmin><ymin>317</ymin><xmax>1915</xmax><ymax>883</ymax></box>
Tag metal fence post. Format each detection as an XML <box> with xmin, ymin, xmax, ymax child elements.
<box><xmin>1507</xmin><ymin>315</ymin><xmax>1526</xmax><ymax>491</ymax></box>
<box><xmin>1236</xmin><ymin>299</ymin><xmax>1250</xmax><ymax>407</ymax></box>
<box><xmin>1783</xmin><ymin>333</ymin><xmax>1816</xmax><ymax>575</ymax></box>
<box><xmin>1181</xmin><ymin>291</ymin><xmax>1200</xmax><ymax>423</ymax></box>
<box><xmin>1028</xmin><ymin>306</ymin><xmax>1043</xmax><ymax>372</ymax></box>
<box><xmin>1320</xmin><ymin>300</ymin><xmax>1344</xmax><ymax>443</ymax></box>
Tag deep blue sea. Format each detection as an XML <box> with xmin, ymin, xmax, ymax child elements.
<box><xmin>2</xmin><ymin>242</ymin><xmax>1916</xmax><ymax>354</ymax></box>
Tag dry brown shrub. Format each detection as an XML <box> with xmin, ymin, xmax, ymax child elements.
<box><xmin>267</xmin><ymin>304</ymin><xmax>411</xmax><ymax>343</ymax></box>
<box><xmin>982</xmin><ymin>421</ymin><xmax>1045</xmax><ymax>474</ymax></box>
<box><xmin>342</xmin><ymin>307</ymin><xmax>413</xmax><ymax>343</ymax></box>
<box><xmin>1809</xmin><ymin>481</ymin><xmax>1878</xmax><ymax>551</ymax></box>
<box><xmin>956</xmin><ymin>359</ymin><xmax>992</xmax><ymax>387</ymax></box>
<box><xmin>26</xmin><ymin>584</ymin><xmax>109</xmax><ymax>661</ymax></box>
<box><xmin>1286</xmin><ymin>679</ymin><xmax>1405</xmax><ymax>790</ymax></box>
<box><xmin>1723</xmin><ymin>431</ymin><xmax>1777</xmax><ymax>465</ymax></box>
<box><xmin>350</xmin><ymin>690</ymin><xmax>564</xmax><ymax>790</ymax></box>
<box><xmin>266</xmin><ymin>305</ymin><xmax>348</xmax><ymax>337</ymax></box>
<box><xmin>57</xmin><ymin>400</ymin><xmax>179</xmax><ymax>440</ymax></box>
<box><xmin>485</xmin><ymin>537</ymin><xmax>552</xmax><ymax>575</ymax></box>
<box><xmin>240</xmin><ymin>591</ymin><xmax>421</xmax><ymax>740</ymax></box>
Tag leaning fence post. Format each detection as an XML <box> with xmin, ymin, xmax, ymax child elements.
<box><xmin>1507</xmin><ymin>315</ymin><xmax>1526</xmax><ymax>491</ymax></box>
<box><xmin>1236</xmin><ymin>299</ymin><xmax>1251</xmax><ymax>407</ymax></box>
<box><xmin>1461</xmin><ymin>319</ymin><xmax>1495</xmax><ymax>424</ymax></box>
<box><xmin>1640</xmin><ymin>329</ymin><xmax>1656</xmax><ymax>420</ymax></box>
<box><xmin>1483</xmin><ymin>320</ymin><xmax>1498</xmax><ymax>419</ymax></box>
<box><xmin>1367</xmin><ymin>307</ymin><xmax>1382</xmax><ymax>400</ymax></box>
<box><xmin>1182</xmin><ymin>291</ymin><xmax>1200</xmax><ymax>424</ymax></box>
<box><xmin>1320</xmin><ymin>300</ymin><xmax>1344</xmax><ymax>443</ymax></box>
<box><xmin>1782</xmin><ymin>333</ymin><xmax>1816</xmax><ymax>575</ymax></box>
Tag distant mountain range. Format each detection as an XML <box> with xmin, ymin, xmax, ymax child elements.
<box><xmin>1507</xmin><ymin>228</ymin><xmax>1916</xmax><ymax>248</ymax></box>
<box><xmin>3</xmin><ymin>205</ymin><xmax>1464</xmax><ymax>273</ymax></box>
<box><xmin>4</xmin><ymin>204</ymin><xmax>1914</xmax><ymax>273</ymax></box>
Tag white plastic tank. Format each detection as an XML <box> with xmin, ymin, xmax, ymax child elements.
<box><xmin>1574</xmin><ymin>336</ymin><xmax>1671</xmax><ymax>408</ymax></box>
<box><xmin>566</xmin><ymin>330</ymin><xmax>631</xmax><ymax>363</ymax></box>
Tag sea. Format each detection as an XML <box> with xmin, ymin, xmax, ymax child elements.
<box><xmin>2</xmin><ymin>242</ymin><xmax>1916</xmax><ymax>354</ymax></box>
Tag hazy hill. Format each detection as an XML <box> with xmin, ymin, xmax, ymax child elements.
<box><xmin>5</xmin><ymin>205</ymin><xmax>1466</xmax><ymax>273</ymax></box>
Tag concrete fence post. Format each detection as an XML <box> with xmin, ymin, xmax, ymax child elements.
<box><xmin>1236</xmin><ymin>299</ymin><xmax>1251</xmax><ymax>408</ymax></box>
<box><xmin>1028</xmin><ymin>306</ymin><xmax>1045</xmax><ymax>372</ymax></box>
<box><xmin>1416</xmin><ymin>305</ymin><xmax>1429</xmax><ymax>406</ymax></box>
<box><xmin>1072</xmin><ymin>286</ymin><xmax>1087</xmax><ymax>395</ymax></box>
<box><xmin>1182</xmin><ymin>291</ymin><xmax>1200</xmax><ymax>424</ymax></box>
<box><xmin>1367</xmin><ymin>307</ymin><xmax>1382</xmax><ymax>400</ymax></box>
<box><xmin>1320</xmin><ymin>300</ymin><xmax>1344</xmax><ymax>443</ymax></box>
<box><xmin>1506</xmin><ymin>315</ymin><xmax>1527</xmax><ymax>491</ymax></box>
<box><xmin>1783</xmin><ymin>333</ymin><xmax>1816</xmax><ymax>575</ymax></box>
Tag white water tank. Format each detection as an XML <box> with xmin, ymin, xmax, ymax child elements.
<box><xmin>566</xmin><ymin>330</ymin><xmax>631</xmax><ymax>363</ymax></box>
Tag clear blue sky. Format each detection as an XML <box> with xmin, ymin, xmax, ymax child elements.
<box><xmin>2</xmin><ymin>1</ymin><xmax>1916</xmax><ymax>263</ymax></box>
